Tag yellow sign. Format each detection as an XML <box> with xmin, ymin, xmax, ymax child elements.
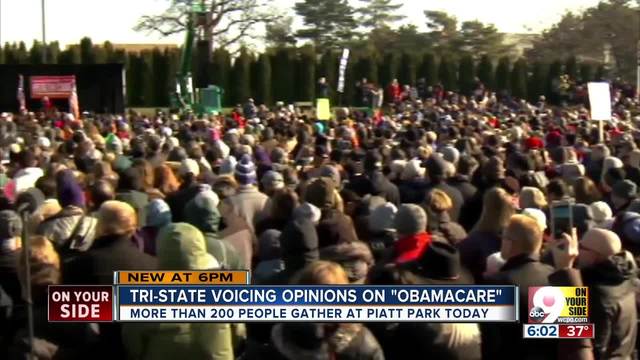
<box><xmin>316</xmin><ymin>98</ymin><xmax>331</xmax><ymax>120</ymax></box>
<box><xmin>115</xmin><ymin>271</ymin><xmax>250</xmax><ymax>285</ymax></box>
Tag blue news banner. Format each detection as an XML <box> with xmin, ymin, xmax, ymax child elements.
<box><xmin>115</xmin><ymin>285</ymin><xmax>518</xmax><ymax>323</ymax></box>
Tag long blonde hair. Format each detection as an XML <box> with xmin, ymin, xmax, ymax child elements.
<box><xmin>472</xmin><ymin>187</ymin><xmax>515</xmax><ymax>234</ymax></box>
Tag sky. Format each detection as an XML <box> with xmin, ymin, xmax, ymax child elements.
<box><xmin>0</xmin><ymin>0</ymin><xmax>604</xmax><ymax>47</ymax></box>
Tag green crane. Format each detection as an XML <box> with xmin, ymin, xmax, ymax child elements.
<box><xmin>171</xmin><ymin>0</ymin><xmax>224</xmax><ymax>115</ymax></box>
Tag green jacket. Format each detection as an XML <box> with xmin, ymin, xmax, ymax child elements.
<box><xmin>122</xmin><ymin>223</ymin><xmax>233</xmax><ymax>360</ymax></box>
<box><xmin>184</xmin><ymin>195</ymin><xmax>244</xmax><ymax>269</ymax></box>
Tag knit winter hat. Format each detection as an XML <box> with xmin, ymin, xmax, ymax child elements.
<box><xmin>261</xmin><ymin>170</ymin><xmax>284</xmax><ymax>190</ymax></box>
<box><xmin>591</xmin><ymin>201</ymin><xmax>613</xmax><ymax>225</ymax></box>
<box><xmin>184</xmin><ymin>189</ymin><xmax>221</xmax><ymax>234</ymax></box>
<box><xmin>439</xmin><ymin>145</ymin><xmax>460</xmax><ymax>165</ymax></box>
<box><xmin>235</xmin><ymin>154</ymin><xmax>257</xmax><ymax>185</ymax></box>
<box><xmin>394</xmin><ymin>204</ymin><xmax>427</xmax><ymax>236</ymax></box>
<box><xmin>369</xmin><ymin>202</ymin><xmax>398</xmax><ymax>233</ymax></box>
<box><xmin>56</xmin><ymin>170</ymin><xmax>85</xmax><ymax>208</ymax></box>
<box><xmin>305</xmin><ymin>177</ymin><xmax>335</xmax><ymax>209</ymax></box>
<box><xmin>145</xmin><ymin>199</ymin><xmax>172</xmax><ymax>228</ymax></box>
<box><xmin>219</xmin><ymin>156</ymin><xmax>237</xmax><ymax>176</ymax></box>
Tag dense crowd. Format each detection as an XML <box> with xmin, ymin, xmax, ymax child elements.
<box><xmin>0</xmin><ymin>80</ymin><xmax>639</xmax><ymax>360</ymax></box>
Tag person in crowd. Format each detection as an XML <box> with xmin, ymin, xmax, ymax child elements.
<box><xmin>166</xmin><ymin>158</ymin><xmax>202</xmax><ymax>222</ymax></box>
<box><xmin>253</xmin><ymin>229</ymin><xmax>284</xmax><ymax>284</ymax></box>
<box><xmin>7</xmin><ymin>150</ymin><xmax>44</xmax><ymax>199</ymax></box>
<box><xmin>367</xmin><ymin>202</ymin><xmax>397</xmax><ymax>262</ymax></box>
<box><xmin>224</xmin><ymin>154</ymin><xmax>268</xmax><ymax>234</ymax></box>
<box><xmin>115</xmin><ymin>167</ymin><xmax>149</xmax><ymax>228</ymax></box>
<box><xmin>88</xmin><ymin>180</ymin><xmax>115</xmax><ymax>216</ymax></box>
<box><xmin>424</xmin><ymin>154</ymin><xmax>464</xmax><ymax>222</ymax></box>
<box><xmin>519</xmin><ymin>186</ymin><xmax>547</xmax><ymax>210</ymax></box>
<box><xmin>393</xmin><ymin>204</ymin><xmax>431</xmax><ymax>264</ymax></box>
<box><xmin>185</xmin><ymin>189</ymin><xmax>243</xmax><ymax>269</ymax></box>
<box><xmin>138</xmin><ymin>198</ymin><xmax>172</xmax><ymax>255</ymax></box>
<box><xmin>458</xmin><ymin>187</ymin><xmax>516</xmax><ymax>282</ymax></box>
<box><xmin>424</xmin><ymin>189</ymin><xmax>467</xmax><ymax>245</ymax></box>
<box><xmin>32</xmin><ymin>176</ymin><xmax>61</xmax><ymax>227</ymax></box>
<box><xmin>10</xmin><ymin>236</ymin><xmax>97</xmax><ymax>359</ymax></box>
<box><xmin>574</xmin><ymin>177</ymin><xmax>603</xmax><ymax>205</ymax></box>
<box><xmin>483</xmin><ymin>214</ymin><xmax>556</xmax><ymax>359</ymax></box>
<box><xmin>255</xmin><ymin>188</ymin><xmax>299</xmax><ymax>237</ymax></box>
<box><xmin>153</xmin><ymin>164</ymin><xmax>180</xmax><ymax>197</ymax></box>
<box><xmin>0</xmin><ymin>211</ymin><xmax>22</xmax><ymax>304</ymax></box>
<box><xmin>577</xmin><ymin>228</ymin><xmax>637</xmax><ymax>359</ymax></box>
<box><xmin>305</xmin><ymin>177</ymin><xmax>359</xmax><ymax>247</ymax></box>
<box><xmin>611</xmin><ymin>179</ymin><xmax>637</xmax><ymax>213</ymax></box>
<box><xmin>122</xmin><ymin>223</ymin><xmax>233</xmax><ymax>360</ymax></box>
<box><xmin>271</xmin><ymin>261</ymin><xmax>385</xmax><ymax>360</ymax></box>
<box><xmin>36</xmin><ymin>169</ymin><xmax>97</xmax><ymax>252</ymax></box>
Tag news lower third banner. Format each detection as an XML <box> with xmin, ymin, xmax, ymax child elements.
<box><xmin>116</xmin><ymin>285</ymin><xmax>517</xmax><ymax>322</ymax></box>
<box><xmin>48</xmin><ymin>271</ymin><xmax>518</xmax><ymax>323</ymax></box>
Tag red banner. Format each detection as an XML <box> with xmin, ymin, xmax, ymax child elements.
<box><xmin>31</xmin><ymin>75</ymin><xmax>76</xmax><ymax>99</ymax></box>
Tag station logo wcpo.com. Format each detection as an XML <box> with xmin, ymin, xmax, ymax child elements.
<box><xmin>528</xmin><ymin>287</ymin><xmax>589</xmax><ymax>324</ymax></box>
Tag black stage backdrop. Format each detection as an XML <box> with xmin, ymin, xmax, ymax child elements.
<box><xmin>0</xmin><ymin>64</ymin><xmax>125</xmax><ymax>114</ymax></box>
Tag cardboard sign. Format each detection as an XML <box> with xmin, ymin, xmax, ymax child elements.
<box><xmin>587</xmin><ymin>82</ymin><xmax>611</xmax><ymax>121</ymax></box>
<box><xmin>316</xmin><ymin>98</ymin><xmax>331</xmax><ymax>120</ymax></box>
<box><xmin>31</xmin><ymin>75</ymin><xmax>76</xmax><ymax>99</ymax></box>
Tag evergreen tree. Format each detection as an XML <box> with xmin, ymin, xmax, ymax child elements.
<box><xmin>254</xmin><ymin>54</ymin><xmax>272</xmax><ymax>105</ymax></box>
<box><xmin>231</xmin><ymin>48</ymin><xmax>253</xmax><ymax>105</ymax></box>
<box><xmin>166</xmin><ymin>48</ymin><xmax>181</xmax><ymax>100</ymax></box>
<box><xmin>79</xmin><ymin>37</ymin><xmax>95</xmax><ymax>64</ymax></box>
<box><xmin>438</xmin><ymin>56</ymin><xmax>457</xmax><ymax>91</ymax></box>
<box><xmin>295</xmin><ymin>0</ymin><xmax>356</xmax><ymax>51</ymax></box>
<box><xmin>547</xmin><ymin>60</ymin><xmax>563</xmax><ymax>102</ymax></box>
<box><xmin>127</xmin><ymin>53</ymin><xmax>144</xmax><ymax>106</ymax></box>
<box><xmin>0</xmin><ymin>46</ymin><xmax>4</xmax><ymax>64</ymax></box>
<box><xmin>296</xmin><ymin>46</ymin><xmax>316</xmax><ymax>101</ymax></box>
<box><xmin>152</xmin><ymin>48</ymin><xmax>170</xmax><ymax>106</ymax></box>
<box><xmin>272</xmin><ymin>48</ymin><xmax>295</xmax><ymax>103</ymax></box>
<box><xmin>399</xmin><ymin>52</ymin><xmax>417</xmax><ymax>86</ymax></box>
<box><xmin>419</xmin><ymin>53</ymin><xmax>438</xmax><ymax>86</ymax></box>
<box><xmin>380</xmin><ymin>52</ymin><xmax>399</xmax><ymax>87</ymax></box>
<box><xmin>458</xmin><ymin>54</ymin><xmax>475</xmax><ymax>95</ymax></box>
<box><xmin>528</xmin><ymin>61</ymin><xmax>549</xmax><ymax>102</ymax></box>
<box><xmin>495</xmin><ymin>56</ymin><xmax>511</xmax><ymax>95</ymax></box>
<box><xmin>140</xmin><ymin>50</ymin><xmax>154</xmax><ymax>106</ymax></box>
<box><xmin>477</xmin><ymin>54</ymin><xmax>494</xmax><ymax>89</ymax></box>
<box><xmin>357</xmin><ymin>0</ymin><xmax>405</xmax><ymax>29</ymax></box>
<box><xmin>16</xmin><ymin>42</ymin><xmax>28</xmax><ymax>64</ymax></box>
<box><xmin>58</xmin><ymin>46</ymin><xmax>81</xmax><ymax>65</ymax></box>
<box><xmin>595</xmin><ymin>64</ymin><xmax>608</xmax><ymax>81</ymax></box>
<box><xmin>318</xmin><ymin>50</ymin><xmax>338</xmax><ymax>103</ymax></box>
<box><xmin>511</xmin><ymin>58</ymin><xmax>528</xmax><ymax>99</ymax></box>
<box><xmin>3</xmin><ymin>43</ymin><xmax>15</xmax><ymax>64</ymax></box>
<box><xmin>211</xmin><ymin>49</ymin><xmax>231</xmax><ymax>105</ymax></box>
<box><xmin>29</xmin><ymin>41</ymin><xmax>45</xmax><ymax>64</ymax></box>
<box><xmin>565</xmin><ymin>55</ymin><xmax>578</xmax><ymax>81</ymax></box>
<box><xmin>355</xmin><ymin>53</ymin><xmax>379</xmax><ymax>85</ymax></box>
<box><xmin>580</xmin><ymin>62</ymin><xmax>595</xmax><ymax>83</ymax></box>
<box><xmin>47</xmin><ymin>42</ymin><xmax>60</xmax><ymax>64</ymax></box>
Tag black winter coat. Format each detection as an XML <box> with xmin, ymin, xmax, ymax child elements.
<box><xmin>582</xmin><ymin>252</ymin><xmax>638</xmax><ymax>360</ymax></box>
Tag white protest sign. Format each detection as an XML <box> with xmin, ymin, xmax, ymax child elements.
<box><xmin>337</xmin><ymin>48</ymin><xmax>350</xmax><ymax>93</ymax></box>
<box><xmin>587</xmin><ymin>82</ymin><xmax>612</xmax><ymax>120</ymax></box>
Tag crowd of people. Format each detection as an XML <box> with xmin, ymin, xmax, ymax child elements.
<box><xmin>0</xmin><ymin>77</ymin><xmax>639</xmax><ymax>360</ymax></box>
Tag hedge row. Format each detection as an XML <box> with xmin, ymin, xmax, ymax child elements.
<box><xmin>0</xmin><ymin>39</ymin><xmax>607</xmax><ymax>107</ymax></box>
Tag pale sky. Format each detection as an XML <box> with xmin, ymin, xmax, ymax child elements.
<box><xmin>0</xmin><ymin>0</ymin><xmax>603</xmax><ymax>47</ymax></box>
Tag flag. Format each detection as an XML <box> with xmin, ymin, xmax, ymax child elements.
<box><xmin>337</xmin><ymin>49</ymin><xmax>350</xmax><ymax>93</ymax></box>
<box><xmin>17</xmin><ymin>74</ymin><xmax>26</xmax><ymax>111</ymax></box>
<box><xmin>69</xmin><ymin>85</ymin><xmax>80</xmax><ymax>120</ymax></box>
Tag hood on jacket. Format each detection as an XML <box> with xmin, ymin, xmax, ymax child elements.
<box><xmin>582</xmin><ymin>251</ymin><xmax>638</xmax><ymax>287</ymax></box>
<box><xmin>320</xmin><ymin>241</ymin><xmax>374</xmax><ymax>283</ymax></box>
<box><xmin>280</xmin><ymin>218</ymin><xmax>319</xmax><ymax>273</ymax></box>
<box><xmin>258</xmin><ymin>229</ymin><xmax>281</xmax><ymax>261</ymax></box>
<box><xmin>157</xmin><ymin>223</ymin><xmax>219</xmax><ymax>270</ymax></box>
<box><xmin>184</xmin><ymin>190</ymin><xmax>221</xmax><ymax>234</ymax></box>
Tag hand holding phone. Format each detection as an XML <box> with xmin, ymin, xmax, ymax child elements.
<box><xmin>550</xmin><ymin>228</ymin><xmax>579</xmax><ymax>270</ymax></box>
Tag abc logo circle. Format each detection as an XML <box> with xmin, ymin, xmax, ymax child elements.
<box><xmin>529</xmin><ymin>306</ymin><xmax>546</xmax><ymax>323</ymax></box>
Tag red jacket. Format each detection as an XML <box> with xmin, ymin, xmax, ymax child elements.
<box><xmin>394</xmin><ymin>232</ymin><xmax>432</xmax><ymax>264</ymax></box>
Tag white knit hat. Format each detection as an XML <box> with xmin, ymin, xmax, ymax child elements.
<box><xmin>522</xmin><ymin>208</ymin><xmax>547</xmax><ymax>231</ymax></box>
<box><xmin>590</xmin><ymin>201</ymin><xmax>613</xmax><ymax>225</ymax></box>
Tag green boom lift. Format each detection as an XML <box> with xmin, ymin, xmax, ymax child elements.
<box><xmin>171</xmin><ymin>0</ymin><xmax>224</xmax><ymax>115</ymax></box>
